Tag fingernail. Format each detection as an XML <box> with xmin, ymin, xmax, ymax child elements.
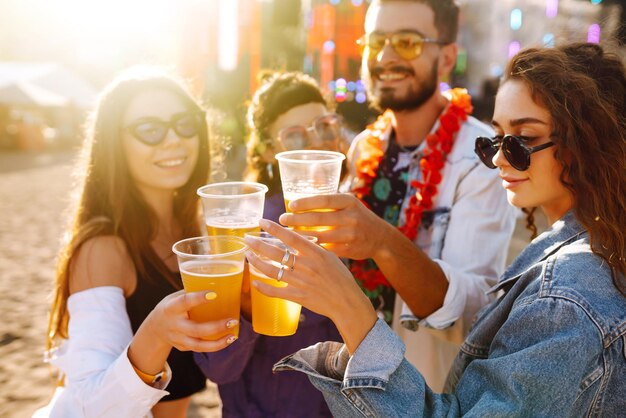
<box><xmin>205</xmin><ymin>292</ymin><xmax>217</xmax><ymax>301</ymax></box>
<box><xmin>259</xmin><ymin>219</ymin><xmax>270</xmax><ymax>229</ymax></box>
<box><xmin>226</xmin><ymin>335</ymin><xmax>237</xmax><ymax>344</ymax></box>
<box><xmin>226</xmin><ymin>319</ymin><xmax>239</xmax><ymax>329</ymax></box>
<box><xmin>251</xmin><ymin>280</ymin><xmax>259</xmax><ymax>288</ymax></box>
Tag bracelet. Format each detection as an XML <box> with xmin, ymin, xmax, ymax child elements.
<box><xmin>131</xmin><ymin>362</ymin><xmax>167</xmax><ymax>386</ymax></box>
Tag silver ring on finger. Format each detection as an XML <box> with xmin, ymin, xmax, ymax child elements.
<box><xmin>277</xmin><ymin>264</ymin><xmax>287</xmax><ymax>282</ymax></box>
<box><xmin>280</xmin><ymin>249</ymin><xmax>291</xmax><ymax>267</ymax></box>
<box><xmin>289</xmin><ymin>253</ymin><xmax>297</xmax><ymax>271</ymax></box>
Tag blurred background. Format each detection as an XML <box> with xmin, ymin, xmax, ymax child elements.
<box><xmin>0</xmin><ymin>0</ymin><xmax>623</xmax><ymax>157</ymax></box>
<box><xmin>0</xmin><ymin>1</ymin><xmax>623</xmax><ymax>416</ymax></box>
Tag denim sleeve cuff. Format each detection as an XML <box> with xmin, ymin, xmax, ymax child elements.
<box><xmin>342</xmin><ymin>319</ymin><xmax>406</xmax><ymax>390</ymax></box>
<box><xmin>272</xmin><ymin>320</ymin><xmax>405</xmax><ymax>392</ymax></box>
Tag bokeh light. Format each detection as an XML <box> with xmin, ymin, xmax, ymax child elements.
<box><xmin>543</xmin><ymin>33</ymin><xmax>555</xmax><ymax>47</ymax></box>
<box><xmin>508</xmin><ymin>41</ymin><xmax>521</xmax><ymax>58</ymax></box>
<box><xmin>510</xmin><ymin>9</ymin><xmax>523</xmax><ymax>31</ymax></box>
<box><xmin>587</xmin><ymin>24</ymin><xmax>601</xmax><ymax>43</ymax></box>
<box><xmin>323</xmin><ymin>40</ymin><xmax>336</xmax><ymax>53</ymax></box>
<box><xmin>546</xmin><ymin>0</ymin><xmax>559</xmax><ymax>19</ymax></box>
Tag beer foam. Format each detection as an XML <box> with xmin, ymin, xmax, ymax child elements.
<box><xmin>205</xmin><ymin>215</ymin><xmax>259</xmax><ymax>229</ymax></box>
<box><xmin>180</xmin><ymin>260</ymin><xmax>243</xmax><ymax>277</ymax></box>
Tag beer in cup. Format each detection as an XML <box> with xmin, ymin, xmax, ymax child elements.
<box><xmin>197</xmin><ymin>182</ymin><xmax>268</xmax><ymax>237</ymax></box>
<box><xmin>172</xmin><ymin>236</ymin><xmax>248</xmax><ymax>339</ymax></box>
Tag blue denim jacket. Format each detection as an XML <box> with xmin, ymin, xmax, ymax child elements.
<box><xmin>273</xmin><ymin>212</ymin><xmax>626</xmax><ymax>417</ymax></box>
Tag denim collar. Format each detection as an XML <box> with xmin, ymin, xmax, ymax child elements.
<box><xmin>488</xmin><ymin>211</ymin><xmax>586</xmax><ymax>294</ymax></box>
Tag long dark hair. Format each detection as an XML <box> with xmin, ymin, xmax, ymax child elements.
<box><xmin>47</xmin><ymin>69</ymin><xmax>210</xmax><ymax>349</ymax></box>
<box><xmin>504</xmin><ymin>43</ymin><xmax>625</xmax><ymax>293</ymax></box>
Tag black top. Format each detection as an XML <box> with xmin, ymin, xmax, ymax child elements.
<box><xmin>125</xmin><ymin>258</ymin><xmax>206</xmax><ymax>401</ymax></box>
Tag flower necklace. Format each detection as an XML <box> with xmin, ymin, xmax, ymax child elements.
<box><xmin>350</xmin><ymin>88</ymin><xmax>473</xmax><ymax>291</ymax></box>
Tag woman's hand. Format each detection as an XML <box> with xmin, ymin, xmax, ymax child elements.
<box><xmin>143</xmin><ymin>290</ymin><xmax>238</xmax><ymax>352</ymax></box>
<box><xmin>129</xmin><ymin>290</ymin><xmax>238</xmax><ymax>378</ymax></box>
<box><xmin>245</xmin><ymin>219</ymin><xmax>378</xmax><ymax>354</ymax></box>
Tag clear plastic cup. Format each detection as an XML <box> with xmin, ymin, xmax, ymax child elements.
<box><xmin>275</xmin><ymin>150</ymin><xmax>345</xmax><ymax>231</ymax></box>
<box><xmin>197</xmin><ymin>182</ymin><xmax>268</xmax><ymax>238</ymax></box>
<box><xmin>172</xmin><ymin>236</ymin><xmax>248</xmax><ymax>340</ymax></box>
<box><xmin>245</xmin><ymin>231</ymin><xmax>317</xmax><ymax>336</ymax></box>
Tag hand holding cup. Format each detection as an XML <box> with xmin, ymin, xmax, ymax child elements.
<box><xmin>245</xmin><ymin>220</ymin><xmax>377</xmax><ymax>353</ymax></box>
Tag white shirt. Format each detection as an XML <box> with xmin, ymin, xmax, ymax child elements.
<box><xmin>349</xmin><ymin>114</ymin><xmax>517</xmax><ymax>391</ymax></box>
<box><xmin>33</xmin><ymin>286</ymin><xmax>171</xmax><ymax>418</ymax></box>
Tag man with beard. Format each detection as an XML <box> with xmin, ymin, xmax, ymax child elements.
<box><xmin>279</xmin><ymin>0</ymin><xmax>517</xmax><ymax>391</ymax></box>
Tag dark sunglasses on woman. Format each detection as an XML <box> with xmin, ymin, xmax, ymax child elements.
<box><xmin>278</xmin><ymin>113</ymin><xmax>343</xmax><ymax>151</ymax></box>
<box><xmin>474</xmin><ymin>135</ymin><xmax>555</xmax><ymax>171</ymax></box>
<box><xmin>124</xmin><ymin>111</ymin><xmax>205</xmax><ymax>146</ymax></box>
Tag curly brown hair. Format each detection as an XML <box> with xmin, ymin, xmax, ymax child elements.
<box><xmin>245</xmin><ymin>71</ymin><xmax>327</xmax><ymax>192</ymax></box>
<box><xmin>503</xmin><ymin>43</ymin><xmax>625</xmax><ymax>292</ymax></box>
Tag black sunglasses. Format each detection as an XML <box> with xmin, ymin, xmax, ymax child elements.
<box><xmin>277</xmin><ymin>114</ymin><xmax>343</xmax><ymax>151</ymax></box>
<box><xmin>124</xmin><ymin>111</ymin><xmax>204</xmax><ymax>146</ymax></box>
<box><xmin>474</xmin><ymin>135</ymin><xmax>555</xmax><ymax>171</ymax></box>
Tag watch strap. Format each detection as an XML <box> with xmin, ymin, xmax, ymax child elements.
<box><xmin>131</xmin><ymin>362</ymin><xmax>168</xmax><ymax>386</ymax></box>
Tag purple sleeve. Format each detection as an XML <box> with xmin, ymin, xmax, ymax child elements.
<box><xmin>193</xmin><ymin>317</ymin><xmax>260</xmax><ymax>384</ymax></box>
<box><xmin>263</xmin><ymin>191</ymin><xmax>285</xmax><ymax>224</ymax></box>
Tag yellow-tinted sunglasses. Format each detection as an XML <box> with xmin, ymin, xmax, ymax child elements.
<box><xmin>357</xmin><ymin>31</ymin><xmax>446</xmax><ymax>61</ymax></box>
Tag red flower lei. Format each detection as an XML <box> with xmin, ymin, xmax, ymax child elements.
<box><xmin>350</xmin><ymin>89</ymin><xmax>473</xmax><ymax>291</ymax></box>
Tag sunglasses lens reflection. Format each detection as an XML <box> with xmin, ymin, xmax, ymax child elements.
<box><xmin>475</xmin><ymin>136</ymin><xmax>532</xmax><ymax>171</ymax></box>
<box><xmin>129</xmin><ymin>112</ymin><xmax>201</xmax><ymax>146</ymax></box>
<box><xmin>279</xmin><ymin>115</ymin><xmax>342</xmax><ymax>151</ymax></box>
<box><xmin>174</xmin><ymin>114</ymin><xmax>201</xmax><ymax>138</ymax></box>
<box><xmin>362</xmin><ymin>32</ymin><xmax>424</xmax><ymax>60</ymax></box>
<box><xmin>134</xmin><ymin>122</ymin><xmax>167</xmax><ymax>145</ymax></box>
<box><xmin>315</xmin><ymin>115</ymin><xmax>340</xmax><ymax>142</ymax></box>
<box><xmin>503</xmin><ymin>137</ymin><xmax>528</xmax><ymax>171</ymax></box>
<box><xmin>391</xmin><ymin>33</ymin><xmax>423</xmax><ymax>60</ymax></box>
<box><xmin>475</xmin><ymin>137</ymin><xmax>497</xmax><ymax>169</ymax></box>
<box><xmin>280</xmin><ymin>127</ymin><xmax>308</xmax><ymax>150</ymax></box>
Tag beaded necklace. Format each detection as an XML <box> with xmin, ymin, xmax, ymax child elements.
<box><xmin>350</xmin><ymin>88</ymin><xmax>473</xmax><ymax>291</ymax></box>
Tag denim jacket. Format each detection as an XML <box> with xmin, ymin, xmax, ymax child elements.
<box><xmin>274</xmin><ymin>212</ymin><xmax>626</xmax><ymax>417</ymax></box>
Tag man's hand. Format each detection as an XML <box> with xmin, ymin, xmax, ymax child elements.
<box><xmin>279</xmin><ymin>193</ymin><xmax>392</xmax><ymax>260</ymax></box>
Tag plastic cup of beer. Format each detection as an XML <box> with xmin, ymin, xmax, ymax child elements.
<box><xmin>275</xmin><ymin>150</ymin><xmax>345</xmax><ymax>231</ymax></box>
<box><xmin>172</xmin><ymin>236</ymin><xmax>248</xmax><ymax>340</ymax></box>
<box><xmin>245</xmin><ymin>231</ymin><xmax>317</xmax><ymax>336</ymax></box>
<box><xmin>197</xmin><ymin>182</ymin><xmax>268</xmax><ymax>237</ymax></box>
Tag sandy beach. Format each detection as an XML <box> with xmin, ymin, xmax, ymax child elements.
<box><xmin>0</xmin><ymin>149</ymin><xmax>535</xmax><ymax>417</ymax></box>
<box><xmin>0</xmin><ymin>150</ymin><xmax>220</xmax><ymax>417</ymax></box>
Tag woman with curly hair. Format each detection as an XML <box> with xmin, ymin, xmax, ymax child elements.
<box><xmin>194</xmin><ymin>71</ymin><xmax>345</xmax><ymax>417</ymax></box>
<box><xmin>243</xmin><ymin>71</ymin><xmax>348</xmax><ymax>222</ymax></box>
<box><xmin>246</xmin><ymin>42</ymin><xmax>626</xmax><ymax>416</ymax></box>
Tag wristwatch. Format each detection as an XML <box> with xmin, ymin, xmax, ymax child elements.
<box><xmin>132</xmin><ymin>363</ymin><xmax>168</xmax><ymax>385</ymax></box>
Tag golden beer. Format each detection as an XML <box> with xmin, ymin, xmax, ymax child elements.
<box><xmin>284</xmin><ymin>197</ymin><xmax>334</xmax><ymax>232</ymax></box>
<box><xmin>205</xmin><ymin>216</ymin><xmax>260</xmax><ymax>238</ymax></box>
<box><xmin>180</xmin><ymin>260</ymin><xmax>244</xmax><ymax>339</ymax></box>
<box><xmin>249</xmin><ymin>264</ymin><xmax>302</xmax><ymax>336</ymax></box>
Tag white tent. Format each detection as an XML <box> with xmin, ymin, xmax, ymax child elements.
<box><xmin>0</xmin><ymin>81</ymin><xmax>68</xmax><ymax>107</ymax></box>
<box><xmin>0</xmin><ymin>62</ymin><xmax>97</xmax><ymax>109</ymax></box>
